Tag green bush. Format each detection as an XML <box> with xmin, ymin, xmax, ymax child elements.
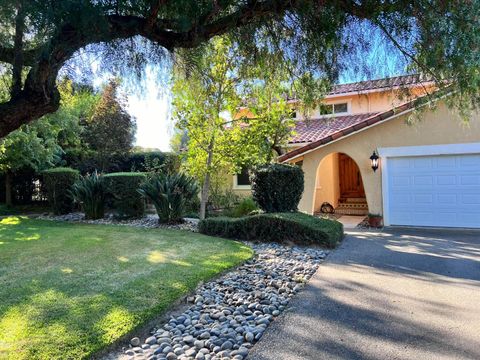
<box><xmin>121</xmin><ymin>151</ymin><xmax>180</xmax><ymax>173</ymax></box>
<box><xmin>251</xmin><ymin>163</ymin><xmax>304</xmax><ymax>213</ymax></box>
<box><xmin>138</xmin><ymin>173</ymin><xmax>199</xmax><ymax>224</ymax></box>
<box><xmin>199</xmin><ymin>212</ymin><xmax>343</xmax><ymax>248</ymax></box>
<box><xmin>231</xmin><ymin>197</ymin><xmax>259</xmax><ymax>217</ymax></box>
<box><xmin>71</xmin><ymin>172</ymin><xmax>106</xmax><ymax>219</ymax></box>
<box><xmin>42</xmin><ymin>168</ymin><xmax>80</xmax><ymax>214</ymax></box>
<box><xmin>104</xmin><ymin>172</ymin><xmax>146</xmax><ymax>218</ymax></box>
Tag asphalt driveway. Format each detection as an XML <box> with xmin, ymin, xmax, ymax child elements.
<box><xmin>248</xmin><ymin>228</ymin><xmax>480</xmax><ymax>360</ymax></box>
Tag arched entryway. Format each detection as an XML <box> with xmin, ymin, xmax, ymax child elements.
<box><xmin>313</xmin><ymin>152</ymin><xmax>368</xmax><ymax>216</ymax></box>
<box><xmin>338</xmin><ymin>153</ymin><xmax>365</xmax><ymax>200</ymax></box>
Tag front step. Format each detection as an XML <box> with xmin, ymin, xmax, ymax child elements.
<box><xmin>335</xmin><ymin>198</ymin><xmax>368</xmax><ymax>216</ymax></box>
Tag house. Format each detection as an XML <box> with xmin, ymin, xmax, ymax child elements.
<box><xmin>233</xmin><ymin>74</ymin><xmax>480</xmax><ymax>228</ymax></box>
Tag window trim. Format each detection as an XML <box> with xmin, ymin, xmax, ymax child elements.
<box><xmin>233</xmin><ymin>174</ymin><xmax>252</xmax><ymax>190</ymax></box>
<box><xmin>233</xmin><ymin>167</ymin><xmax>252</xmax><ymax>190</ymax></box>
<box><xmin>318</xmin><ymin>99</ymin><xmax>351</xmax><ymax>117</ymax></box>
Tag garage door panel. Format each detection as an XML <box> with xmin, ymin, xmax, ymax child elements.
<box><xmin>437</xmin><ymin>175</ymin><xmax>457</xmax><ymax>185</ymax></box>
<box><xmin>387</xmin><ymin>153</ymin><xmax>480</xmax><ymax>228</ymax></box>
<box><xmin>414</xmin><ymin>176</ymin><xmax>434</xmax><ymax>186</ymax></box>
<box><xmin>462</xmin><ymin>194</ymin><xmax>480</xmax><ymax>204</ymax></box>
<box><xmin>437</xmin><ymin>194</ymin><xmax>457</xmax><ymax>205</ymax></box>
<box><xmin>460</xmin><ymin>175</ymin><xmax>480</xmax><ymax>185</ymax></box>
<box><xmin>392</xmin><ymin>176</ymin><xmax>410</xmax><ymax>186</ymax></box>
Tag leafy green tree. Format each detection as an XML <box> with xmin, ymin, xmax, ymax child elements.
<box><xmin>0</xmin><ymin>118</ymin><xmax>62</xmax><ymax>206</ymax></box>
<box><xmin>174</xmin><ymin>37</ymin><xmax>243</xmax><ymax>219</ymax></box>
<box><xmin>82</xmin><ymin>80</ymin><xmax>136</xmax><ymax>171</ymax></box>
<box><xmin>0</xmin><ymin>79</ymin><xmax>96</xmax><ymax>205</ymax></box>
<box><xmin>173</xmin><ymin>37</ymin><xmax>313</xmax><ymax>219</ymax></box>
<box><xmin>0</xmin><ymin>1</ymin><xmax>479</xmax><ymax>137</ymax></box>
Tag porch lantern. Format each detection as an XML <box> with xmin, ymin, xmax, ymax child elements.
<box><xmin>370</xmin><ymin>150</ymin><xmax>379</xmax><ymax>172</ymax></box>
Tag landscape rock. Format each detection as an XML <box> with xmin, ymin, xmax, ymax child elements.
<box><xmin>121</xmin><ymin>242</ymin><xmax>328</xmax><ymax>360</ymax></box>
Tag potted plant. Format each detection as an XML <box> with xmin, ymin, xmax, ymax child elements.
<box><xmin>368</xmin><ymin>213</ymin><xmax>383</xmax><ymax>228</ymax></box>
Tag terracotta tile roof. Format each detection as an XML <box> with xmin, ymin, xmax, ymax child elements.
<box><xmin>329</xmin><ymin>74</ymin><xmax>428</xmax><ymax>95</ymax></box>
<box><xmin>279</xmin><ymin>99</ymin><xmax>421</xmax><ymax>162</ymax></box>
<box><xmin>289</xmin><ymin>113</ymin><xmax>381</xmax><ymax>144</ymax></box>
<box><xmin>285</xmin><ymin>74</ymin><xmax>430</xmax><ymax>101</ymax></box>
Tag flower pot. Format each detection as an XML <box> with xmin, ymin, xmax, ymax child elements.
<box><xmin>368</xmin><ymin>216</ymin><xmax>383</xmax><ymax>228</ymax></box>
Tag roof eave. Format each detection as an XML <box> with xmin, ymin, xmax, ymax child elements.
<box><xmin>279</xmin><ymin>90</ymin><xmax>452</xmax><ymax>163</ymax></box>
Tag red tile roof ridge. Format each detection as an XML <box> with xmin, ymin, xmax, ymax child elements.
<box><xmin>279</xmin><ymin>97</ymin><xmax>423</xmax><ymax>162</ymax></box>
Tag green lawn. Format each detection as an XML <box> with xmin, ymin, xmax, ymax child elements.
<box><xmin>0</xmin><ymin>217</ymin><xmax>252</xmax><ymax>360</ymax></box>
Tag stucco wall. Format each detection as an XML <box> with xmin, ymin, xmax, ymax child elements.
<box><xmin>293</xmin><ymin>86</ymin><xmax>434</xmax><ymax>119</ymax></box>
<box><xmin>313</xmin><ymin>153</ymin><xmax>340</xmax><ymax>211</ymax></box>
<box><xmin>295</xmin><ymin>102</ymin><xmax>480</xmax><ymax>215</ymax></box>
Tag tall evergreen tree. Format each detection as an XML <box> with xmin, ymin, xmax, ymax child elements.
<box><xmin>83</xmin><ymin>80</ymin><xmax>136</xmax><ymax>172</ymax></box>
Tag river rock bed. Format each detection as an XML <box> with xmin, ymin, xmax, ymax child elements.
<box><xmin>36</xmin><ymin>213</ymin><xmax>199</xmax><ymax>232</ymax></box>
<box><xmin>123</xmin><ymin>242</ymin><xmax>328</xmax><ymax>360</ymax></box>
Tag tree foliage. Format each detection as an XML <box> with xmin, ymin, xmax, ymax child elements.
<box><xmin>173</xmin><ymin>36</ymin><xmax>307</xmax><ymax>218</ymax></box>
<box><xmin>0</xmin><ymin>0</ymin><xmax>479</xmax><ymax>138</ymax></box>
<box><xmin>82</xmin><ymin>80</ymin><xmax>136</xmax><ymax>171</ymax></box>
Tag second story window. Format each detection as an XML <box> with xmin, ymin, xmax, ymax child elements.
<box><xmin>319</xmin><ymin>102</ymin><xmax>349</xmax><ymax>115</ymax></box>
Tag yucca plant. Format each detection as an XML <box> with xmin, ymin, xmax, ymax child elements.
<box><xmin>70</xmin><ymin>171</ymin><xmax>106</xmax><ymax>220</ymax></box>
<box><xmin>138</xmin><ymin>173</ymin><xmax>199</xmax><ymax>224</ymax></box>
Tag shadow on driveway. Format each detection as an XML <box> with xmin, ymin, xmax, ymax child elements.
<box><xmin>248</xmin><ymin>228</ymin><xmax>480</xmax><ymax>360</ymax></box>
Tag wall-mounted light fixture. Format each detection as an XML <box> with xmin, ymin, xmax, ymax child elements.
<box><xmin>370</xmin><ymin>150</ymin><xmax>379</xmax><ymax>172</ymax></box>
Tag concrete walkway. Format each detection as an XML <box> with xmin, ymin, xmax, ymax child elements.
<box><xmin>249</xmin><ymin>228</ymin><xmax>480</xmax><ymax>360</ymax></box>
<box><xmin>337</xmin><ymin>215</ymin><xmax>365</xmax><ymax>229</ymax></box>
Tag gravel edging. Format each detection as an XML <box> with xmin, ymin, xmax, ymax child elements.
<box><xmin>118</xmin><ymin>242</ymin><xmax>328</xmax><ymax>360</ymax></box>
<box><xmin>35</xmin><ymin>213</ymin><xmax>199</xmax><ymax>232</ymax></box>
<box><xmin>35</xmin><ymin>212</ymin><xmax>331</xmax><ymax>360</ymax></box>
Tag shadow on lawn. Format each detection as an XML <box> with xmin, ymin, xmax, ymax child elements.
<box><xmin>0</xmin><ymin>216</ymin><xmax>250</xmax><ymax>359</ymax></box>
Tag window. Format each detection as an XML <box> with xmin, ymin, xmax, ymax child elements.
<box><xmin>319</xmin><ymin>104</ymin><xmax>333</xmax><ymax>115</ymax></box>
<box><xmin>333</xmin><ymin>102</ymin><xmax>348</xmax><ymax>113</ymax></box>
<box><xmin>319</xmin><ymin>102</ymin><xmax>349</xmax><ymax>115</ymax></box>
<box><xmin>234</xmin><ymin>167</ymin><xmax>251</xmax><ymax>189</ymax></box>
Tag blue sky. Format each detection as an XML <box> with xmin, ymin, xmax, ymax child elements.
<box><xmin>83</xmin><ymin>24</ymin><xmax>408</xmax><ymax>151</ymax></box>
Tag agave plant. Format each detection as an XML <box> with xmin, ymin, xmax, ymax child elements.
<box><xmin>70</xmin><ymin>171</ymin><xmax>106</xmax><ymax>220</ymax></box>
<box><xmin>138</xmin><ymin>173</ymin><xmax>199</xmax><ymax>224</ymax></box>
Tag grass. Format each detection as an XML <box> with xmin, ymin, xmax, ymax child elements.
<box><xmin>0</xmin><ymin>217</ymin><xmax>252</xmax><ymax>360</ymax></box>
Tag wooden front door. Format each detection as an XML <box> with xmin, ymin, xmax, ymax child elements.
<box><xmin>339</xmin><ymin>154</ymin><xmax>365</xmax><ymax>198</ymax></box>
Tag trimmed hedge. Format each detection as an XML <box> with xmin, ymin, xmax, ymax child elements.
<box><xmin>123</xmin><ymin>151</ymin><xmax>180</xmax><ymax>173</ymax></box>
<box><xmin>104</xmin><ymin>172</ymin><xmax>146</xmax><ymax>218</ymax></box>
<box><xmin>251</xmin><ymin>164</ymin><xmax>304</xmax><ymax>212</ymax></box>
<box><xmin>199</xmin><ymin>212</ymin><xmax>343</xmax><ymax>248</ymax></box>
<box><xmin>43</xmin><ymin>168</ymin><xmax>80</xmax><ymax>214</ymax></box>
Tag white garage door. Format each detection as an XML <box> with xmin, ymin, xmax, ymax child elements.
<box><xmin>387</xmin><ymin>154</ymin><xmax>480</xmax><ymax>228</ymax></box>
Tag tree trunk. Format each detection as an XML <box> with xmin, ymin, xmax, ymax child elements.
<box><xmin>11</xmin><ymin>1</ymin><xmax>25</xmax><ymax>98</ymax></box>
<box><xmin>199</xmin><ymin>139</ymin><xmax>214</xmax><ymax>220</ymax></box>
<box><xmin>5</xmin><ymin>171</ymin><xmax>13</xmax><ymax>207</ymax></box>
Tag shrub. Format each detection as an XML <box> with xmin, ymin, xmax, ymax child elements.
<box><xmin>42</xmin><ymin>168</ymin><xmax>80</xmax><ymax>214</ymax></box>
<box><xmin>71</xmin><ymin>172</ymin><xmax>106</xmax><ymax>219</ymax></box>
<box><xmin>138</xmin><ymin>173</ymin><xmax>199</xmax><ymax>224</ymax></box>
<box><xmin>251</xmin><ymin>163</ymin><xmax>304</xmax><ymax>213</ymax></box>
<box><xmin>104</xmin><ymin>172</ymin><xmax>146</xmax><ymax>218</ymax></box>
<box><xmin>199</xmin><ymin>212</ymin><xmax>343</xmax><ymax>248</ymax></box>
<box><xmin>120</xmin><ymin>151</ymin><xmax>180</xmax><ymax>173</ymax></box>
<box><xmin>231</xmin><ymin>197</ymin><xmax>259</xmax><ymax>217</ymax></box>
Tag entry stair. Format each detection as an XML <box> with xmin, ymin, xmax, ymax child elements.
<box><xmin>335</xmin><ymin>197</ymin><xmax>368</xmax><ymax>216</ymax></box>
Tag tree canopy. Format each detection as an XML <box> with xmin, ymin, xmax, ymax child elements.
<box><xmin>0</xmin><ymin>1</ymin><xmax>479</xmax><ymax>138</ymax></box>
<box><xmin>82</xmin><ymin>80</ymin><xmax>136</xmax><ymax>171</ymax></box>
<box><xmin>173</xmin><ymin>36</ymin><xmax>313</xmax><ymax>218</ymax></box>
